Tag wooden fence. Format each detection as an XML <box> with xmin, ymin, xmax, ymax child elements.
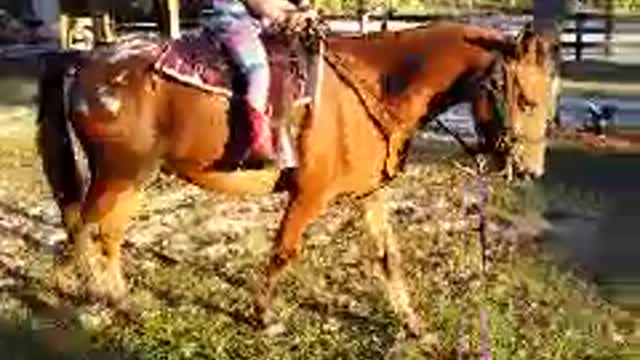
<box><xmin>562</xmin><ymin>12</ymin><xmax>640</xmax><ymax>61</ymax></box>
<box><xmin>113</xmin><ymin>6</ymin><xmax>640</xmax><ymax>62</ymax></box>
<box><xmin>321</xmin><ymin>10</ymin><xmax>640</xmax><ymax>61</ymax></box>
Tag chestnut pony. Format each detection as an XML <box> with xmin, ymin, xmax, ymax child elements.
<box><xmin>36</xmin><ymin>19</ymin><xmax>554</xmax><ymax>334</ymax></box>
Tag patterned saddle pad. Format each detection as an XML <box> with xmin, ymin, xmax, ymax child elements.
<box><xmin>153</xmin><ymin>29</ymin><xmax>309</xmax><ymax>100</ymax></box>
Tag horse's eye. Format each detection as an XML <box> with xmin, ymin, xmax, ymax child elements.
<box><xmin>518</xmin><ymin>93</ymin><xmax>536</xmax><ymax>115</ymax></box>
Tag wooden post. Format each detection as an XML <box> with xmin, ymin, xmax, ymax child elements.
<box><xmin>533</xmin><ymin>0</ymin><xmax>566</xmax><ymax>128</ymax></box>
<box><xmin>533</xmin><ymin>0</ymin><xmax>567</xmax><ymax>35</ymax></box>
<box><xmin>604</xmin><ymin>0</ymin><xmax>613</xmax><ymax>57</ymax></box>
<box><xmin>59</xmin><ymin>12</ymin><xmax>69</xmax><ymax>48</ymax></box>
<box><xmin>87</xmin><ymin>0</ymin><xmax>115</xmax><ymax>45</ymax></box>
<box><xmin>357</xmin><ymin>0</ymin><xmax>367</xmax><ymax>34</ymax></box>
<box><xmin>575</xmin><ymin>12</ymin><xmax>584</xmax><ymax>61</ymax></box>
<box><xmin>92</xmin><ymin>12</ymin><xmax>115</xmax><ymax>44</ymax></box>
<box><xmin>382</xmin><ymin>1</ymin><xmax>395</xmax><ymax>32</ymax></box>
<box><xmin>533</xmin><ymin>0</ymin><xmax>567</xmax><ymax>64</ymax></box>
<box><xmin>159</xmin><ymin>0</ymin><xmax>180</xmax><ymax>38</ymax></box>
<box><xmin>168</xmin><ymin>0</ymin><xmax>180</xmax><ymax>38</ymax></box>
<box><xmin>156</xmin><ymin>0</ymin><xmax>181</xmax><ymax>38</ymax></box>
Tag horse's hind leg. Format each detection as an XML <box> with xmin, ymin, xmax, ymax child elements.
<box><xmin>362</xmin><ymin>189</ymin><xmax>423</xmax><ymax>336</ymax></box>
<box><xmin>52</xmin><ymin>201</ymin><xmax>92</xmax><ymax>295</ymax></box>
<box><xmin>75</xmin><ymin>178</ymin><xmax>140</xmax><ymax>302</ymax></box>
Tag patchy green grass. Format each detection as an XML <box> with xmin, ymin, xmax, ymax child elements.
<box><xmin>0</xmin><ymin>105</ymin><xmax>635</xmax><ymax>359</ymax></box>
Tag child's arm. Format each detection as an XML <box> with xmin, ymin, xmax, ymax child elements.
<box><xmin>244</xmin><ymin>0</ymin><xmax>298</xmax><ymax>24</ymax></box>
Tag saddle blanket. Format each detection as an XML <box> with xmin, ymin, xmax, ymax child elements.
<box><xmin>153</xmin><ymin>29</ymin><xmax>310</xmax><ymax>100</ymax></box>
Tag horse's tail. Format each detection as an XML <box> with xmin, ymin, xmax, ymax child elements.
<box><xmin>36</xmin><ymin>51</ymin><xmax>88</xmax><ymax>211</ymax></box>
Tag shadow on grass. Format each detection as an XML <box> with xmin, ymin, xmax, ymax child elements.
<box><xmin>539</xmin><ymin>145</ymin><xmax>640</xmax><ymax>310</ymax></box>
<box><xmin>561</xmin><ymin>60</ymin><xmax>640</xmax><ymax>85</ymax></box>
<box><xmin>0</xmin><ymin>259</ymin><xmax>137</xmax><ymax>360</ymax></box>
<box><xmin>541</xmin><ymin>144</ymin><xmax>640</xmax><ymax>195</ymax></box>
<box><xmin>0</xmin><ymin>296</ymin><xmax>131</xmax><ymax>360</ymax></box>
<box><xmin>0</xmin><ymin>58</ymin><xmax>40</xmax><ymax>107</ymax></box>
<box><xmin>0</xmin><ymin>302</ymin><xmax>140</xmax><ymax>360</ymax></box>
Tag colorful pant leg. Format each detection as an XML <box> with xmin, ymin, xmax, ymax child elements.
<box><xmin>204</xmin><ymin>0</ymin><xmax>270</xmax><ymax>112</ymax></box>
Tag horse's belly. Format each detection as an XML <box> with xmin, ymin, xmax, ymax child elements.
<box><xmin>165</xmin><ymin>95</ymin><xmax>230</xmax><ymax>165</ymax></box>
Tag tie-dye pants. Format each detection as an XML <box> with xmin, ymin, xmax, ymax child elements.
<box><xmin>204</xmin><ymin>0</ymin><xmax>270</xmax><ymax>112</ymax></box>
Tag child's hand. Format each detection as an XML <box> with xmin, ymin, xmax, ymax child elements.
<box><xmin>285</xmin><ymin>8</ymin><xmax>319</xmax><ymax>29</ymax></box>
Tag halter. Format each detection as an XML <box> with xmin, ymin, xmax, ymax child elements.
<box><xmin>479</xmin><ymin>53</ymin><xmax>549</xmax><ymax>163</ymax></box>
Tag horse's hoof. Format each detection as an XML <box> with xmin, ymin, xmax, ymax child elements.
<box><xmin>51</xmin><ymin>262</ymin><xmax>79</xmax><ymax>296</ymax></box>
<box><xmin>250</xmin><ymin>302</ymin><xmax>276</xmax><ymax>330</ymax></box>
<box><xmin>110</xmin><ymin>296</ymin><xmax>142</xmax><ymax>320</ymax></box>
<box><xmin>110</xmin><ymin>278</ymin><xmax>128</xmax><ymax>304</ymax></box>
<box><xmin>262</xmin><ymin>322</ymin><xmax>287</xmax><ymax>337</ymax></box>
<box><xmin>85</xmin><ymin>282</ymin><xmax>127</xmax><ymax>307</ymax></box>
<box><xmin>404</xmin><ymin>314</ymin><xmax>424</xmax><ymax>338</ymax></box>
<box><xmin>105</xmin><ymin>290</ymin><xmax>129</xmax><ymax>309</ymax></box>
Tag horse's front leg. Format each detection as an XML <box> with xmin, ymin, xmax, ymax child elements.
<box><xmin>362</xmin><ymin>189</ymin><xmax>423</xmax><ymax>337</ymax></box>
<box><xmin>252</xmin><ymin>187</ymin><xmax>331</xmax><ymax>326</ymax></box>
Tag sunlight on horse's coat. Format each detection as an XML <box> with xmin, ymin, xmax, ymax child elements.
<box><xmin>110</xmin><ymin>70</ymin><xmax>130</xmax><ymax>86</ymax></box>
<box><xmin>95</xmin><ymin>85</ymin><xmax>121</xmax><ymax>116</ymax></box>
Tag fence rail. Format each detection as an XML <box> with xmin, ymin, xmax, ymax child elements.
<box><xmin>319</xmin><ymin>11</ymin><xmax>640</xmax><ymax>62</ymax></box>
<box><xmin>116</xmin><ymin>10</ymin><xmax>640</xmax><ymax>62</ymax></box>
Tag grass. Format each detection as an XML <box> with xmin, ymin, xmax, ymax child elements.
<box><xmin>0</xmin><ymin>103</ymin><xmax>635</xmax><ymax>359</ymax></box>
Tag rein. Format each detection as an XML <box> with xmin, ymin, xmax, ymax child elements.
<box><xmin>433</xmin><ymin>118</ymin><xmax>479</xmax><ymax>158</ymax></box>
<box><xmin>435</xmin><ymin>54</ymin><xmax>514</xmax><ymax>360</ymax></box>
<box><xmin>446</xmin><ymin>121</ymin><xmax>493</xmax><ymax>360</ymax></box>
<box><xmin>435</xmin><ymin>114</ymin><xmax>492</xmax><ymax>359</ymax></box>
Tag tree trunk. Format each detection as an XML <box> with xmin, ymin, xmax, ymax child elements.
<box><xmin>533</xmin><ymin>0</ymin><xmax>567</xmax><ymax>35</ymax></box>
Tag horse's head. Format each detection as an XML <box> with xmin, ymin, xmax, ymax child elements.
<box><xmin>475</xmin><ymin>22</ymin><xmax>557</xmax><ymax>181</ymax></box>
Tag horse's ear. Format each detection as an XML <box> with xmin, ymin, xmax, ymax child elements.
<box><xmin>498</xmin><ymin>35</ymin><xmax>520</xmax><ymax>60</ymax></box>
<box><xmin>516</xmin><ymin>21</ymin><xmax>535</xmax><ymax>42</ymax></box>
<box><xmin>513</xmin><ymin>26</ymin><xmax>539</xmax><ymax>61</ymax></box>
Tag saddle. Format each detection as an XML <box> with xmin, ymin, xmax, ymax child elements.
<box><xmin>153</xmin><ymin>28</ymin><xmax>313</xmax><ymax>110</ymax></box>
<box><xmin>152</xmin><ymin>28</ymin><xmax>320</xmax><ymax>170</ymax></box>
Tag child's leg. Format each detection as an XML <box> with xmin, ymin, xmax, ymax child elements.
<box><xmin>222</xmin><ymin>24</ymin><xmax>270</xmax><ymax>113</ymax></box>
<box><xmin>211</xmin><ymin>20</ymin><xmax>275</xmax><ymax>161</ymax></box>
